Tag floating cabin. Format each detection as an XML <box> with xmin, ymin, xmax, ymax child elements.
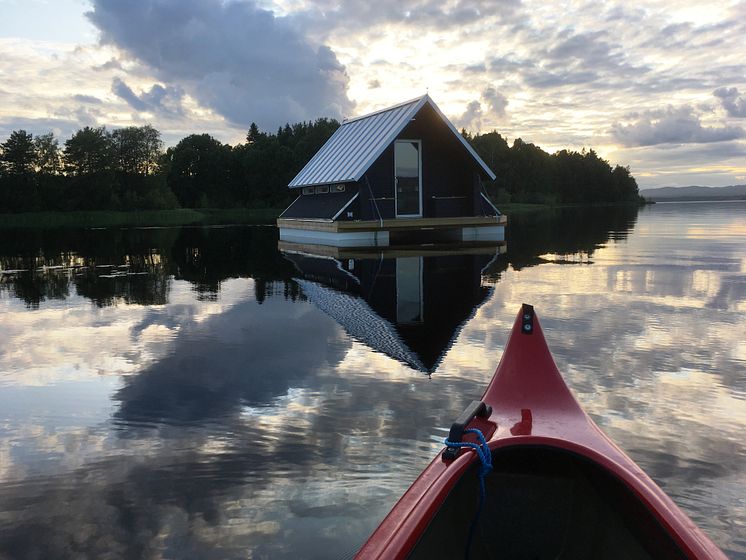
<box><xmin>277</xmin><ymin>94</ymin><xmax>506</xmax><ymax>249</ymax></box>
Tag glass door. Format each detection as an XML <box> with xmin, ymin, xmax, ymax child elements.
<box><xmin>395</xmin><ymin>140</ymin><xmax>422</xmax><ymax>217</ymax></box>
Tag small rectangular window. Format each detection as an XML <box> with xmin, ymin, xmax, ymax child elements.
<box><xmin>334</xmin><ymin>184</ymin><xmax>346</xmax><ymax>192</ymax></box>
<box><xmin>316</xmin><ymin>185</ymin><xmax>329</xmax><ymax>194</ymax></box>
<box><xmin>302</xmin><ymin>187</ymin><xmax>314</xmax><ymax>195</ymax></box>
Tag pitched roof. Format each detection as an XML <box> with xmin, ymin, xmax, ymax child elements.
<box><xmin>288</xmin><ymin>94</ymin><xmax>497</xmax><ymax>188</ymax></box>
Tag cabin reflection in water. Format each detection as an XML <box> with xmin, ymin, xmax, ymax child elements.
<box><xmin>282</xmin><ymin>245</ymin><xmax>506</xmax><ymax>373</ymax></box>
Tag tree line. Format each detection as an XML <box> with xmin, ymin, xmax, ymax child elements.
<box><xmin>466</xmin><ymin>130</ymin><xmax>642</xmax><ymax>204</ymax></box>
<box><xmin>0</xmin><ymin>120</ymin><xmax>640</xmax><ymax>214</ymax></box>
<box><xmin>0</xmin><ymin>120</ymin><xmax>339</xmax><ymax>213</ymax></box>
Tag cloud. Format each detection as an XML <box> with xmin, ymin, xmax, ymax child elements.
<box><xmin>87</xmin><ymin>0</ymin><xmax>353</xmax><ymax>130</ymax></box>
<box><xmin>714</xmin><ymin>87</ymin><xmax>746</xmax><ymax>118</ymax></box>
<box><xmin>93</xmin><ymin>57</ymin><xmax>123</xmax><ymax>71</ymax></box>
<box><xmin>463</xmin><ymin>63</ymin><xmax>486</xmax><ymax>74</ymax></box>
<box><xmin>0</xmin><ymin>116</ymin><xmax>93</xmax><ymax>142</ymax></box>
<box><xmin>457</xmin><ymin>100</ymin><xmax>483</xmax><ymax>131</ymax></box>
<box><xmin>521</xmin><ymin>29</ymin><xmax>650</xmax><ymax>90</ymax></box>
<box><xmin>111</xmin><ymin>77</ymin><xmax>185</xmax><ymax>116</ymax></box>
<box><xmin>486</xmin><ymin>56</ymin><xmax>531</xmax><ymax>74</ymax></box>
<box><xmin>73</xmin><ymin>94</ymin><xmax>102</xmax><ymax>105</ymax></box>
<box><xmin>111</xmin><ymin>77</ymin><xmax>147</xmax><ymax>111</ymax></box>
<box><xmin>483</xmin><ymin>86</ymin><xmax>508</xmax><ymax>117</ymax></box>
<box><xmin>456</xmin><ymin>87</ymin><xmax>509</xmax><ymax>131</ymax></box>
<box><xmin>294</xmin><ymin>0</ymin><xmax>523</xmax><ymax>33</ymax></box>
<box><xmin>611</xmin><ymin>106</ymin><xmax>745</xmax><ymax>146</ymax></box>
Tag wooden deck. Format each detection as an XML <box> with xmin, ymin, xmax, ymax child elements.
<box><xmin>277</xmin><ymin>214</ymin><xmax>508</xmax><ymax>232</ymax></box>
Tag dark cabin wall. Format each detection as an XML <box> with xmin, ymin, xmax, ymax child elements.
<box><xmin>357</xmin><ymin>146</ymin><xmax>395</xmax><ymax>221</ymax></box>
<box><xmin>359</xmin><ymin>103</ymin><xmax>488</xmax><ymax>220</ymax></box>
<box><xmin>335</xmin><ymin>185</ymin><xmax>360</xmax><ymax>221</ymax></box>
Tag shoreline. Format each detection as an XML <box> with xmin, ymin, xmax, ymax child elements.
<box><xmin>0</xmin><ymin>201</ymin><xmax>646</xmax><ymax>229</ymax></box>
<box><xmin>0</xmin><ymin>208</ymin><xmax>282</xmax><ymax>229</ymax></box>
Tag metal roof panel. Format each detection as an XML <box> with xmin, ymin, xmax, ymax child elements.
<box><xmin>288</xmin><ymin>95</ymin><xmax>496</xmax><ymax>187</ymax></box>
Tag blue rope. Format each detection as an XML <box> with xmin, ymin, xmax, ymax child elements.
<box><xmin>444</xmin><ymin>428</ymin><xmax>492</xmax><ymax>559</ymax></box>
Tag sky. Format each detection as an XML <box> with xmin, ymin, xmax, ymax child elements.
<box><xmin>0</xmin><ymin>0</ymin><xmax>745</xmax><ymax>188</ymax></box>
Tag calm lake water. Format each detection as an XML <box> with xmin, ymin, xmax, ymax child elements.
<box><xmin>1</xmin><ymin>201</ymin><xmax>744</xmax><ymax>559</ymax></box>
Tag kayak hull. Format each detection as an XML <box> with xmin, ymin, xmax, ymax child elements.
<box><xmin>355</xmin><ymin>305</ymin><xmax>726</xmax><ymax>559</ymax></box>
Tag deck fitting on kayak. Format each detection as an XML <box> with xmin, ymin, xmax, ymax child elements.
<box><xmin>442</xmin><ymin>400</ymin><xmax>493</xmax><ymax>461</ymax></box>
<box><xmin>521</xmin><ymin>302</ymin><xmax>534</xmax><ymax>334</ymax></box>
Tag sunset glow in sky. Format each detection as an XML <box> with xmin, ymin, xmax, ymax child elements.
<box><xmin>1</xmin><ymin>0</ymin><xmax>745</xmax><ymax>188</ymax></box>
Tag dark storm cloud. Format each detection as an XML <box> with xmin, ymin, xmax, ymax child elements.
<box><xmin>714</xmin><ymin>87</ymin><xmax>746</xmax><ymax>118</ymax></box>
<box><xmin>611</xmin><ymin>106</ymin><xmax>745</xmax><ymax>146</ymax></box>
<box><xmin>111</xmin><ymin>77</ymin><xmax>185</xmax><ymax>116</ymax></box>
<box><xmin>87</xmin><ymin>0</ymin><xmax>353</xmax><ymax>130</ymax></box>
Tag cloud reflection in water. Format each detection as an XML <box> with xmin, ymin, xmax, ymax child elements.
<box><xmin>0</xmin><ymin>203</ymin><xmax>744</xmax><ymax>558</ymax></box>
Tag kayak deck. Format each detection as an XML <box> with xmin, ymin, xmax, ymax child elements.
<box><xmin>408</xmin><ymin>446</ymin><xmax>686</xmax><ymax>559</ymax></box>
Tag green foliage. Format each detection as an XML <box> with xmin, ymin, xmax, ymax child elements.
<box><xmin>466</xmin><ymin>130</ymin><xmax>641</xmax><ymax>204</ymax></box>
<box><xmin>234</xmin><ymin>118</ymin><xmax>340</xmax><ymax>208</ymax></box>
<box><xmin>164</xmin><ymin>134</ymin><xmax>233</xmax><ymax>208</ymax></box>
<box><xmin>246</xmin><ymin>122</ymin><xmax>263</xmax><ymax>143</ymax></box>
<box><xmin>33</xmin><ymin>132</ymin><xmax>62</xmax><ymax>175</ymax></box>
<box><xmin>64</xmin><ymin>126</ymin><xmax>115</xmax><ymax>176</ymax></box>
<box><xmin>1</xmin><ymin>130</ymin><xmax>36</xmax><ymax>175</ymax></box>
<box><xmin>112</xmin><ymin>124</ymin><xmax>162</xmax><ymax>175</ymax></box>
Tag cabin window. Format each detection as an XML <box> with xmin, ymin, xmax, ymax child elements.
<box><xmin>302</xmin><ymin>187</ymin><xmax>314</xmax><ymax>195</ymax></box>
<box><xmin>316</xmin><ymin>185</ymin><xmax>329</xmax><ymax>194</ymax></box>
<box><xmin>334</xmin><ymin>184</ymin><xmax>346</xmax><ymax>192</ymax></box>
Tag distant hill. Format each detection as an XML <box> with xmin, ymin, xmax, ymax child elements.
<box><xmin>640</xmin><ymin>185</ymin><xmax>746</xmax><ymax>201</ymax></box>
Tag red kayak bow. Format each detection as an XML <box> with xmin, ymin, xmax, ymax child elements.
<box><xmin>356</xmin><ymin>304</ymin><xmax>726</xmax><ymax>559</ymax></box>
